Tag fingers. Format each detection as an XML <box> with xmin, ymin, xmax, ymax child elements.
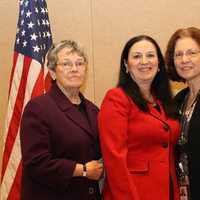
<box><xmin>180</xmin><ymin>186</ymin><xmax>188</xmax><ymax>200</ymax></box>
<box><xmin>98</xmin><ymin>162</ymin><xmax>104</xmax><ymax>169</ymax></box>
<box><xmin>86</xmin><ymin>160</ymin><xmax>103</xmax><ymax>169</ymax></box>
<box><xmin>85</xmin><ymin>160</ymin><xmax>104</xmax><ymax>180</ymax></box>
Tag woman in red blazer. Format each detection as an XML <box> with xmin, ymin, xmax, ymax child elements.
<box><xmin>98</xmin><ymin>35</ymin><xmax>180</xmax><ymax>200</ymax></box>
<box><xmin>20</xmin><ymin>40</ymin><xmax>103</xmax><ymax>200</ymax></box>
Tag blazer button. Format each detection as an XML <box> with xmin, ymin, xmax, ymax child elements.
<box><xmin>162</xmin><ymin>143</ymin><xmax>168</xmax><ymax>148</ymax></box>
<box><xmin>89</xmin><ymin>187</ymin><xmax>94</xmax><ymax>194</ymax></box>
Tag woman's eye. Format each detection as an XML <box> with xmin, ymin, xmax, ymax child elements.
<box><xmin>132</xmin><ymin>55</ymin><xmax>141</xmax><ymax>59</ymax></box>
<box><xmin>146</xmin><ymin>54</ymin><xmax>155</xmax><ymax>58</ymax></box>
<box><xmin>63</xmin><ymin>62</ymin><xmax>71</xmax><ymax>66</ymax></box>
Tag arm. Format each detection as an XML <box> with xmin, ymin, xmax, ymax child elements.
<box><xmin>20</xmin><ymin>100</ymin><xmax>76</xmax><ymax>191</ymax></box>
<box><xmin>73</xmin><ymin>161</ymin><xmax>103</xmax><ymax>180</ymax></box>
<box><xmin>20</xmin><ymin>99</ymin><xmax>103</xmax><ymax>190</ymax></box>
<box><xmin>98</xmin><ymin>89</ymin><xmax>139</xmax><ymax>200</ymax></box>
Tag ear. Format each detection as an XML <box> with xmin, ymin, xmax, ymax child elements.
<box><xmin>49</xmin><ymin>69</ymin><xmax>56</xmax><ymax>80</ymax></box>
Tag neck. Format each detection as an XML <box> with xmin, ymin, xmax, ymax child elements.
<box><xmin>56</xmin><ymin>81</ymin><xmax>81</xmax><ymax>104</ymax></box>
<box><xmin>139</xmin><ymin>84</ymin><xmax>153</xmax><ymax>102</ymax></box>
<box><xmin>188</xmin><ymin>77</ymin><xmax>200</xmax><ymax>99</ymax></box>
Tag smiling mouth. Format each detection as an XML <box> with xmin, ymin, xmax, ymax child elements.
<box><xmin>138</xmin><ymin>66</ymin><xmax>153</xmax><ymax>71</ymax></box>
<box><xmin>180</xmin><ymin>66</ymin><xmax>193</xmax><ymax>70</ymax></box>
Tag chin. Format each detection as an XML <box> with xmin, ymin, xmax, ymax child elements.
<box><xmin>179</xmin><ymin>73</ymin><xmax>194</xmax><ymax>80</ymax></box>
<box><xmin>142</xmin><ymin>76</ymin><xmax>155</xmax><ymax>81</ymax></box>
<box><xmin>69</xmin><ymin>82</ymin><xmax>83</xmax><ymax>88</ymax></box>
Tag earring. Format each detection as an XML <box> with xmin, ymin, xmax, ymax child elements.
<box><xmin>52</xmin><ymin>75</ymin><xmax>56</xmax><ymax>80</ymax></box>
<box><xmin>124</xmin><ymin>63</ymin><xmax>129</xmax><ymax>74</ymax></box>
<box><xmin>49</xmin><ymin>70</ymin><xmax>56</xmax><ymax>80</ymax></box>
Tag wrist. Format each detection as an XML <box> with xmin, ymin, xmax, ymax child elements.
<box><xmin>83</xmin><ymin>164</ymin><xmax>87</xmax><ymax>177</ymax></box>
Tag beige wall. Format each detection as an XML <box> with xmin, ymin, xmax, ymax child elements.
<box><xmin>0</xmin><ymin>0</ymin><xmax>199</xmax><ymax>177</ymax></box>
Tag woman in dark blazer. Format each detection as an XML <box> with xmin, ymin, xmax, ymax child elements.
<box><xmin>165</xmin><ymin>27</ymin><xmax>200</xmax><ymax>200</ymax></box>
<box><xmin>98</xmin><ymin>35</ymin><xmax>180</xmax><ymax>200</ymax></box>
<box><xmin>20</xmin><ymin>40</ymin><xmax>103</xmax><ymax>200</ymax></box>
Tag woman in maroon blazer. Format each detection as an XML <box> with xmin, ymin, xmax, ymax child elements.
<box><xmin>98</xmin><ymin>35</ymin><xmax>180</xmax><ymax>200</ymax></box>
<box><xmin>20</xmin><ymin>40</ymin><xmax>103</xmax><ymax>200</ymax></box>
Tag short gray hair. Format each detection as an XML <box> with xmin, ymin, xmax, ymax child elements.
<box><xmin>46</xmin><ymin>40</ymin><xmax>88</xmax><ymax>70</ymax></box>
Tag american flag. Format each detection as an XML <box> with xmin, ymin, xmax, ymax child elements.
<box><xmin>0</xmin><ymin>0</ymin><xmax>52</xmax><ymax>199</ymax></box>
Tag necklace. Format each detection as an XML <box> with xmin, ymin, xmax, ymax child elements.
<box><xmin>182</xmin><ymin>90</ymin><xmax>200</xmax><ymax>118</ymax></box>
<box><xmin>149</xmin><ymin>101</ymin><xmax>157</xmax><ymax>107</ymax></box>
<box><xmin>146</xmin><ymin>98</ymin><xmax>161</xmax><ymax>112</ymax></box>
<box><xmin>146</xmin><ymin>98</ymin><xmax>157</xmax><ymax>107</ymax></box>
<box><xmin>186</xmin><ymin>94</ymin><xmax>196</xmax><ymax>110</ymax></box>
<box><xmin>144</xmin><ymin>93</ymin><xmax>155</xmax><ymax>104</ymax></box>
<box><xmin>178</xmin><ymin>90</ymin><xmax>200</xmax><ymax>146</ymax></box>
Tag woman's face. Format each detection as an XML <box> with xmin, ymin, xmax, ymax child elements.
<box><xmin>126</xmin><ymin>40</ymin><xmax>159</xmax><ymax>86</ymax></box>
<box><xmin>50</xmin><ymin>47</ymin><xmax>87</xmax><ymax>90</ymax></box>
<box><xmin>174</xmin><ymin>37</ymin><xmax>200</xmax><ymax>82</ymax></box>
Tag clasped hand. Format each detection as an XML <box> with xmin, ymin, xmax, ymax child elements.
<box><xmin>85</xmin><ymin>160</ymin><xmax>104</xmax><ymax>180</ymax></box>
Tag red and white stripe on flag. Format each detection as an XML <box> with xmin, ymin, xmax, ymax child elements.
<box><xmin>0</xmin><ymin>0</ymin><xmax>52</xmax><ymax>199</ymax></box>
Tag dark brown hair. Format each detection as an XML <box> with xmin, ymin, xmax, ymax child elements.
<box><xmin>118</xmin><ymin>35</ymin><xmax>174</xmax><ymax>117</ymax></box>
<box><xmin>165</xmin><ymin>27</ymin><xmax>200</xmax><ymax>82</ymax></box>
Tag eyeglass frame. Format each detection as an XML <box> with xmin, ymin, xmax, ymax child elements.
<box><xmin>174</xmin><ymin>49</ymin><xmax>200</xmax><ymax>60</ymax></box>
<box><xmin>56</xmin><ymin>59</ymin><xmax>86</xmax><ymax>70</ymax></box>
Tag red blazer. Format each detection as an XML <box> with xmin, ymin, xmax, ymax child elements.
<box><xmin>98</xmin><ymin>88</ymin><xmax>180</xmax><ymax>200</ymax></box>
<box><xmin>20</xmin><ymin>83</ymin><xmax>101</xmax><ymax>200</ymax></box>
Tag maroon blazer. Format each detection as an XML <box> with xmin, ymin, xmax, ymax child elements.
<box><xmin>20</xmin><ymin>83</ymin><xmax>101</xmax><ymax>200</ymax></box>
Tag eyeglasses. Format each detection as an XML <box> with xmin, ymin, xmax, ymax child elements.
<box><xmin>174</xmin><ymin>49</ymin><xmax>200</xmax><ymax>60</ymax></box>
<box><xmin>130</xmin><ymin>52</ymin><xmax>157</xmax><ymax>62</ymax></box>
<box><xmin>56</xmin><ymin>60</ymin><xmax>86</xmax><ymax>70</ymax></box>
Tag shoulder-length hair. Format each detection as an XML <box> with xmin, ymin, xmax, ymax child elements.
<box><xmin>47</xmin><ymin>40</ymin><xmax>88</xmax><ymax>71</ymax></box>
<box><xmin>118</xmin><ymin>35</ymin><xmax>174</xmax><ymax>116</ymax></box>
<box><xmin>165</xmin><ymin>27</ymin><xmax>200</xmax><ymax>82</ymax></box>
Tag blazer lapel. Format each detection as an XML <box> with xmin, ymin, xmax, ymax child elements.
<box><xmin>149</xmin><ymin>100</ymin><xmax>165</xmax><ymax>119</ymax></box>
<box><xmin>64</xmin><ymin>106</ymin><xmax>93</xmax><ymax>137</ymax></box>
<box><xmin>83</xmin><ymin>98</ymin><xmax>99</xmax><ymax>138</ymax></box>
<box><xmin>49</xmin><ymin>83</ymin><xmax>94</xmax><ymax>138</ymax></box>
<box><xmin>148</xmin><ymin>100</ymin><xmax>170</xmax><ymax>130</ymax></box>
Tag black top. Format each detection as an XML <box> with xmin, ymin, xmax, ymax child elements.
<box><xmin>74</xmin><ymin>99</ymin><xmax>88</xmax><ymax>120</ymax></box>
<box><xmin>174</xmin><ymin>88</ymin><xmax>200</xmax><ymax>200</ymax></box>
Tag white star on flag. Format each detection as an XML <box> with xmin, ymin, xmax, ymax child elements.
<box><xmin>23</xmin><ymin>40</ymin><xmax>27</xmax><ymax>47</ymax></box>
<box><xmin>33</xmin><ymin>45</ymin><xmax>40</xmax><ymax>52</ymax></box>
<box><xmin>27</xmin><ymin>21</ymin><xmax>34</xmax><ymax>29</ymax></box>
<box><xmin>26</xmin><ymin>10</ymin><xmax>32</xmax><ymax>17</ymax></box>
<box><xmin>30</xmin><ymin>33</ymin><xmax>38</xmax><ymax>40</ymax></box>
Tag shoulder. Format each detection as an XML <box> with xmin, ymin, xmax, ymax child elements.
<box><xmin>23</xmin><ymin>93</ymin><xmax>52</xmax><ymax>116</ymax></box>
<box><xmin>27</xmin><ymin>92</ymin><xmax>51</xmax><ymax>106</ymax></box>
<box><xmin>173</xmin><ymin>87</ymin><xmax>188</xmax><ymax>104</ymax></box>
<box><xmin>84</xmin><ymin>97</ymin><xmax>99</xmax><ymax>112</ymax></box>
<box><xmin>100</xmin><ymin>87</ymin><xmax>136</xmax><ymax>112</ymax></box>
<box><xmin>103</xmin><ymin>87</ymin><xmax>130</xmax><ymax>102</ymax></box>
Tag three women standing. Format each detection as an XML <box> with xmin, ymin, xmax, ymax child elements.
<box><xmin>20</xmin><ymin>29</ymin><xmax>200</xmax><ymax>200</ymax></box>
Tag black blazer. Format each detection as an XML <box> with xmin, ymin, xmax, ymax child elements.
<box><xmin>174</xmin><ymin>87</ymin><xmax>200</xmax><ymax>200</ymax></box>
<box><xmin>20</xmin><ymin>83</ymin><xmax>101</xmax><ymax>200</ymax></box>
